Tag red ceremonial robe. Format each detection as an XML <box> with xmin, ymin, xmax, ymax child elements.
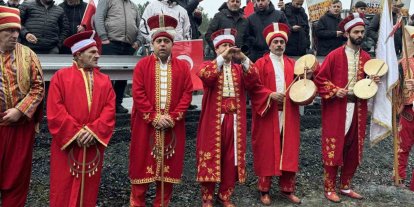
<box><xmin>251</xmin><ymin>54</ymin><xmax>300</xmax><ymax>176</ymax></box>
<box><xmin>47</xmin><ymin>63</ymin><xmax>116</xmax><ymax>207</ymax></box>
<box><xmin>196</xmin><ymin>60</ymin><xmax>271</xmax><ymax>183</ymax></box>
<box><xmin>314</xmin><ymin>46</ymin><xmax>370</xmax><ymax>166</ymax></box>
<box><xmin>129</xmin><ymin>55</ymin><xmax>193</xmax><ymax>184</ymax></box>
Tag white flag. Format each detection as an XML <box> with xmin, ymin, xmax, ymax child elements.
<box><xmin>369</xmin><ymin>0</ymin><xmax>399</xmax><ymax>145</ymax></box>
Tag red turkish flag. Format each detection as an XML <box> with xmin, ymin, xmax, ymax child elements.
<box><xmin>81</xmin><ymin>0</ymin><xmax>96</xmax><ymax>31</ymax></box>
<box><xmin>172</xmin><ymin>39</ymin><xmax>204</xmax><ymax>91</ymax></box>
<box><xmin>244</xmin><ymin>0</ymin><xmax>254</xmax><ymax>17</ymax></box>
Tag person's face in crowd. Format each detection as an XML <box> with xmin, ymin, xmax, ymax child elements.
<box><xmin>152</xmin><ymin>36</ymin><xmax>173</xmax><ymax>62</ymax></box>
<box><xmin>269</xmin><ymin>37</ymin><xmax>286</xmax><ymax>57</ymax></box>
<box><xmin>329</xmin><ymin>2</ymin><xmax>342</xmax><ymax>16</ymax></box>
<box><xmin>355</xmin><ymin>7</ymin><xmax>366</xmax><ymax>14</ymax></box>
<box><xmin>292</xmin><ymin>0</ymin><xmax>304</xmax><ymax>9</ymax></box>
<box><xmin>0</xmin><ymin>28</ymin><xmax>19</xmax><ymax>52</ymax></box>
<box><xmin>392</xmin><ymin>3</ymin><xmax>403</xmax><ymax>14</ymax></box>
<box><xmin>346</xmin><ymin>25</ymin><xmax>365</xmax><ymax>46</ymax></box>
<box><xmin>7</xmin><ymin>0</ymin><xmax>20</xmax><ymax>7</ymax></box>
<box><xmin>227</xmin><ymin>0</ymin><xmax>241</xmax><ymax>12</ymax></box>
<box><xmin>256</xmin><ymin>0</ymin><xmax>270</xmax><ymax>12</ymax></box>
<box><xmin>76</xmin><ymin>46</ymin><xmax>100</xmax><ymax>68</ymax></box>
<box><xmin>215</xmin><ymin>42</ymin><xmax>233</xmax><ymax>56</ymax></box>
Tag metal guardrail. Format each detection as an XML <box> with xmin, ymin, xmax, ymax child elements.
<box><xmin>39</xmin><ymin>54</ymin><xmax>142</xmax><ymax>81</ymax></box>
<box><xmin>39</xmin><ymin>54</ymin><xmax>326</xmax><ymax>81</ymax></box>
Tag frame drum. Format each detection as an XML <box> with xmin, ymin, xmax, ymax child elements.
<box><xmin>289</xmin><ymin>79</ymin><xmax>317</xmax><ymax>105</ymax></box>
<box><xmin>294</xmin><ymin>54</ymin><xmax>317</xmax><ymax>75</ymax></box>
<box><xmin>353</xmin><ymin>79</ymin><xmax>378</xmax><ymax>99</ymax></box>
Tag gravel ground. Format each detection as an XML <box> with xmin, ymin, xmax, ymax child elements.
<box><xmin>25</xmin><ymin>105</ymin><xmax>414</xmax><ymax>207</ymax></box>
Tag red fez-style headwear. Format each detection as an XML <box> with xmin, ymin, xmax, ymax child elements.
<box><xmin>64</xmin><ymin>30</ymin><xmax>100</xmax><ymax>55</ymax></box>
<box><xmin>147</xmin><ymin>14</ymin><xmax>178</xmax><ymax>42</ymax></box>
<box><xmin>339</xmin><ymin>13</ymin><xmax>365</xmax><ymax>32</ymax></box>
<box><xmin>262</xmin><ymin>23</ymin><xmax>290</xmax><ymax>46</ymax></box>
<box><xmin>211</xmin><ymin>28</ymin><xmax>237</xmax><ymax>48</ymax></box>
<box><xmin>0</xmin><ymin>6</ymin><xmax>21</xmax><ymax>31</ymax></box>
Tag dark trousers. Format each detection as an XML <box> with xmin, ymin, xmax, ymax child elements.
<box><xmin>101</xmin><ymin>41</ymin><xmax>135</xmax><ymax>105</ymax></box>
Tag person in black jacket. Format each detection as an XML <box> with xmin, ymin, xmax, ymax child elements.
<box><xmin>281</xmin><ymin>0</ymin><xmax>310</xmax><ymax>56</ymax></box>
<box><xmin>367</xmin><ymin>1</ymin><xmax>404</xmax><ymax>56</ymax></box>
<box><xmin>19</xmin><ymin>0</ymin><xmax>69</xmax><ymax>54</ymax></box>
<box><xmin>59</xmin><ymin>0</ymin><xmax>87</xmax><ymax>54</ymax></box>
<box><xmin>246</xmin><ymin>0</ymin><xmax>289</xmax><ymax>62</ymax></box>
<box><xmin>0</xmin><ymin>0</ymin><xmax>5</xmax><ymax>6</ymax></box>
<box><xmin>315</xmin><ymin>0</ymin><xmax>345</xmax><ymax>56</ymax></box>
<box><xmin>205</xmin><ymin>0</ymin><xmax>248</xmax><ymax>55</ymax></box>
<box><xmin>178</xmin><ymin>0</ymin><xmax>203</xmax><ymax>39</ymax></box>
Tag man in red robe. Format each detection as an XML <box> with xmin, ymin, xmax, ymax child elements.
<box><xmin>196</xmin><ymin>28</ymin><xmax>271</xmax><ymax>207</ymax></box>
<box><xmin>395</xmin><ymin>25</ymin><xmax>414</xmax><ymax>191</ymax></box>
<box><xmin>0</xmin><ymin>6</ymin><xmax>44</xmax><ymax>207</ymax></box>
<box><xmin>315</xmin><ymin>13</ymin><xmax>380</xmax><ymax>202</ymax></box>
<box><xmin>129</xmin><ymin>14</ymin><xmax>193</xmax><ymax>207</ymax></box>
<box><xmin>47</xmin><ymin>30</ymin><xmax>116</xmax><ymax>207</ymax></box>
<box><xmin>251</xmin><ymin>23</ymin><xmax>306</xmax><ymax>205</ymax></box>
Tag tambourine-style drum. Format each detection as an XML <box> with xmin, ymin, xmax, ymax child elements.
<box><xmin>352</xmin><ymin>59</ymin><xmax>388</xmax><ymax>99</ymax></box>
<box><xmin>353</xmin><ymin>78</ymin><xmax>378</xmax><ymax>99</ymax></box>
<box><xmin>289</xmin><ymin>79</ymin><xmax>317</xmax><ymax>105</ymax></box>
<box><xmin>294</xmin><ymin>54</ymin><xmax>318</xmax><ymax>75</ymax></box>
<box><xmin>364</xmin><ymin>59</ymin><xmax>388</xmax><ymax>76</ymax></box>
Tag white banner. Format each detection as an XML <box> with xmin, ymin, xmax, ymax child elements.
<box><xmin>370</xmin><ymin>0</ymin><xmax>399</xmax><ymax>145</ymax></box>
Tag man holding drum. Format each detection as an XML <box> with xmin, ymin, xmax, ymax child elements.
<box><xmin>314</xmin><ymin>13</ymin><xmax>380</xmax><ymax>203</ymax></box>
<box><xmin>250</xmin><ymin>22</ymin><xmax>307</xmax><ymax>205</ymax></box>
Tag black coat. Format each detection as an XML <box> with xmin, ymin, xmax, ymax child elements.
<box><xmin>282</xmin><ymin>3</ymin><xmax>310</xmax><ymax>56</ymax></box>
<box><xmin>0</xmin><ymin>0</ymin><xmax>5</xmax><ymax>6</ymax></box>
<box><xmin>59</xmin><ymin>0</ymin><xmax>87</xmax><ymax>54</ymax></box>
<box><xmin>315</xmin><ymin>12</ymin><xmax>346</xmax><ymax>56</ymax></box>
<box><xmin>183</xmin><ymin>0</ymin><xmax>202</xmax><ymax>39</ymax></box>
<box><xmin>367</xmin><ymin>13</ymin><xmax>403</xmax><ymax>56</ymax></box>
<box><xmin>205</xmin><ymin>3</ymin><xmax>248</xmax><ymax>52</ymax></box>
<box><xmin>19</xmin><ymin>0</ymin><xmax>69</xmax><ymax>51</ymax></box>
<box><xmin>246</xmin><ymin>2</ymin><xmax>289</xmax><ymax>62</ymax></box>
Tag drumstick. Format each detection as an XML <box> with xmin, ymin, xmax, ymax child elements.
<box><xmin>368</xmin><ymin>62</ymin><xmax>386</xmax><ymax>86</ymax></box>
<box><xmin>285</xmin><ymin>75</ymin><xmax>300</xmax><ymax>92</ymax></box>
<box><xmin>345</xmin><ymin>73</ymin><xmax>356</xmax><ymax>89</ymax></box>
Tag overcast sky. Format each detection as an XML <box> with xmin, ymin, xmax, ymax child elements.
<box><xmin>130</xmin><ymin>0</ymin><xmax>414</xmax><ymax>18</ymax></box>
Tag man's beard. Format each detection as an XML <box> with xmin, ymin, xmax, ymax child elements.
<box><xmin>350</xmin><ymin>36</ymin><xmax>363</xmax><ymax>46</ymax></box>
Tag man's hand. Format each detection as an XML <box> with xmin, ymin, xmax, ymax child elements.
<box><xmin>77</xmin><ymin>25</ymin><xmax>85</xmax><ymax>33</ymax></box>
<box><xmin>270</xmin><ymin>92</ymin><xmax>285</xmax><ymax>103</ymax></box>
<box><xmin>76</xmin><ymin>129</ymin><xmax>96</xmax><ymax>148</ymax></box>
<box><xmin>155</xmin><ymin>115</ymin><xmax>174</xmax><ymax>130</ymax></box>
<box><xmin>0</xmin><ymin>108</ymin><xmax>23</xmax><ymax>125</ymax></box>
<box><xmin>26</xmin><ymin>33</ymin><xmax>38</xmax><ymax>44</ymax></box>
<box><xmin>132</xmin><ymin>42</ymin><xmax>140</xmax><ymax>50</ymax></box>
<box><xmin>336</xmin><ymin>31</ymin><xmax>344</xmax><ymax>37</ymax></box>
<box><xmin>292</xmin><ymin>25</ymin><xmax>301</xmax><ymax>32</ymax></box>
<box><xmin>221</xmin><ymin>47</ymin><xmax>235</xmax><ymax>62</ymax></box>
<box><xmin>405</xmin><ymin>79</ymin><xmax>414</xmax><ymax>91</ymax></box>
<box><xmin>370</xmin><ymin>75</ymin><xmax>381</xmax><ymax>84</ymax></box>
<box><xmin>232</xmin><ymin>47</ymin><xmax>247</xmax><ymax>62</ymax></box>
<box><xmin>335</xmin><ymin>88</ymin><xmax>348</xmax><ymax>98</ymax></box>
<box><xmin>102</xmin><ymin>40</ymin><xmax>110</xmax><ymax>45</ymax></box>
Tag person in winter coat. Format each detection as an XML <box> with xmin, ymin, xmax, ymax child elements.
<box><xmin>367</xmin><ymin>0</ymin><xmax>404</xmax><ymax>56</ymax></box>
<box><xmin>281</xmin><ymin>0</ymin><xmax>310</xmax><ymax>56</ymax></box>
<box><xmin>205</xmin><ymin>0</ymin><xmax>248</xmax><ymax>56</ymax></box>
<box><xmin>19</xmin><ymin>0</ymin><xmax>70</xmax><ymax>54</ymax></box>
<box><xmin>315</xmin><ymin>0</ymin><xmax>346</xmax><ymax>56</ymax></box>
<box><xmin>246</xmin><ymin>0</ymin><xmax>289</xmax><ymax>62</ymax></box>
<box><xmin>59</xmin><ymin>0</ymin><xmax>87</xmax><ymax>54</ymax></box>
